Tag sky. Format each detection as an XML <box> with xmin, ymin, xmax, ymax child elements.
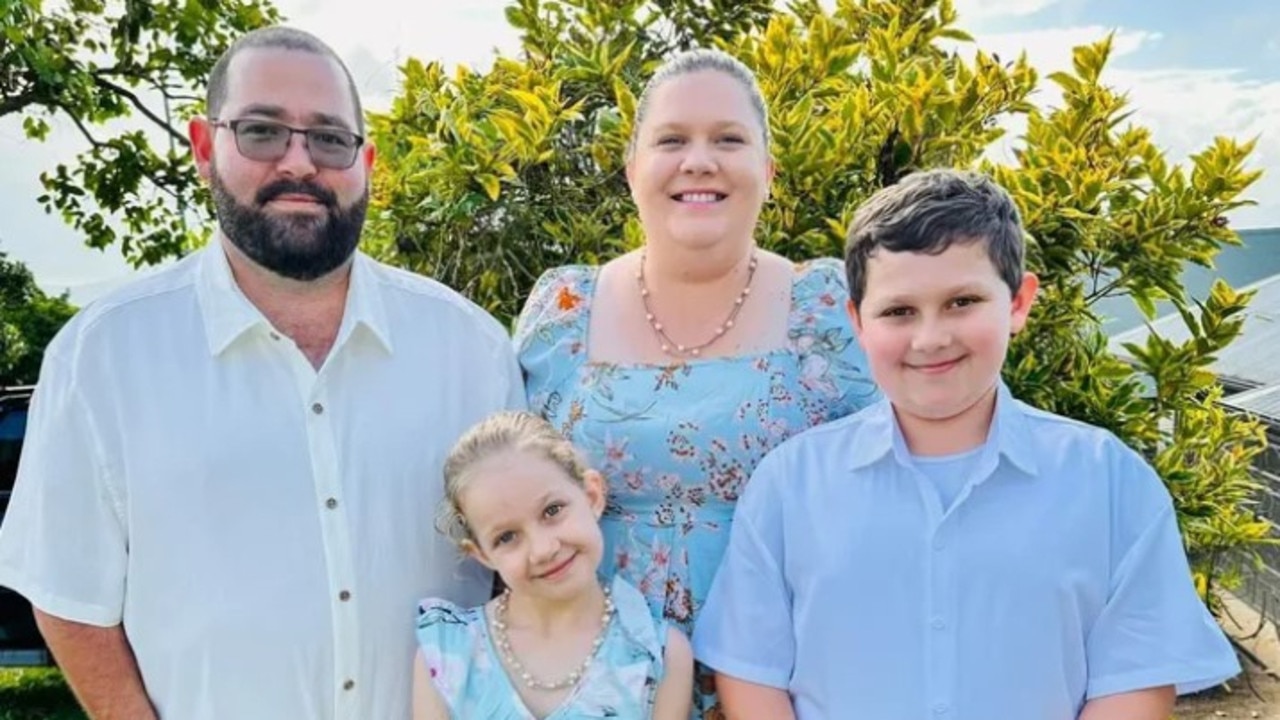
<box><xmin>2</xmin><ymin>0</ymin><xmax>1278</xmax><ymax>303</ymax></box>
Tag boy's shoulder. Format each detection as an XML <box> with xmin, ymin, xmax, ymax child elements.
<box><xmin>745</xmin><ymin>403</ymin><xmax>894</xmax><ymax>500</ymax></box>
<box><xmin>764</xmin><ymin>391</ymin><xmax>1144</xmax><ymax>476</ymax></box>
<box><xmin>1006</xmin><ymin>395</ymin><xmax>1143</xmax><ymax>468</ymax></box>
<box><xmin>770</xmin><ymin>401</ymin><xmax>892</xmax><ymax>463</ymax></box>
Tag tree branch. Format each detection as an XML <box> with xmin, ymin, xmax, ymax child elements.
<box><xmin>90</xmin><ymin>74</ymin><xmax>190</xmax><ymax>147</ymax></box>
<box><xmin>63</xmin><ymin>109</ymin><xmax>107</xmax><ymax>150</ymax></box>
<box><xmin>1085</xmin><ymin>277</ymin><xmax>1125</xmax><ymax>304</ymax></box>
<box><xmin>0</xmin><ymin>88</ymin><xmax>44</xmax><ymax>118</ymax></box>
<box><xmin>60</xmin><ymin>106</ymin><xmax>187</xmax><ymax>204</ymax></box>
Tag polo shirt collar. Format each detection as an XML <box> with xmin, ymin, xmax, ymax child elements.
<box><xmin>196</xmin><ymin>240</ymin><xmax>393</xmax><ymax>357</ymax></box>
<box><xmin>849</xmin><ymin>381</ymin><xmax>1039</xmax><ymax>478</ymax></box>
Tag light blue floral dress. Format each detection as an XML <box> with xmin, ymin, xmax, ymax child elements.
<box><xmin>416</xmin><ymin>575</ymin><xmax>667</xmax><ymax>719</ymax></box>
<box><xmin>515</xmin><ymin>258</ymin><xmax>878</xmax><ymax>716</ymax></box>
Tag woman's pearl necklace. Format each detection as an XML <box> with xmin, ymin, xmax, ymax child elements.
<box><xmin>637</xmin><ymin>250</ymin><xmax>758</xmax><ymax>358</ymax></box>
<box><xmin>491</xmin><ymin>585</ymin><xmax>614</xmax><ymax>692</ymax></box>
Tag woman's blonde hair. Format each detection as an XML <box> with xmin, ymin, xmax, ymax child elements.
<box><xmin>627</xmin><ymin>47</ymin><xmax>771</xmax><ymax>158</ymax></box>
<box><xmin>436</xmin><ymin>411</ymin><xmax>592</xmax><ymax>545</ymax></box>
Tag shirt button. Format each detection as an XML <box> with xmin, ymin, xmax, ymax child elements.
<box><xmin>311</xmin><ymin>402</ymin><xmax>324</xmax><ymax>415</ymax></box>
<box><xmin>269</xmin><ymin>332</ymin><xmax>281</xmax><ymax>341</ymax></box>
<box><xmin>343</xmin><ymin>679</ymin><xmax>355</xmax><ymax>691</ymax></box>
<box><xmin>339</xmin><ymin>590</ymin><xmax>351</xmax><ymax>602</ymax></box>
<box><xmin>326</xmin><ymin>498</ymin><xmax>338</xmax><ymax>509</ymax></box>
<box><xmin>933</xmin><ymin>703</ymin><xmax>949</xmax><ymax>714</ymax></box>
<box><xmin>932</xmin><ymin>538</ymin><xmax>946</xmax><ymax>551</ymax></box>
<box><xmin>931</xmin><ymin>617</ymin><xmax>946</xmax><ymax>630</ymax></box>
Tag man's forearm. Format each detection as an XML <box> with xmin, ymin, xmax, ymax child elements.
<box><xmin>1078</xmin><ymin>685</ymin><xmax>1176</xmax><ymax>720</ymax></box>
<box><xmin>35</xmin><ymin>609</ymin><xmax>158</xmax><ymax>720</ymax></box>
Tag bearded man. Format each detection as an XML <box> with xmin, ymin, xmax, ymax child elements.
<box><xmin>0</xmin><ymin>26</ymin><xmax>522</xmax><ymax>720</ymax></box>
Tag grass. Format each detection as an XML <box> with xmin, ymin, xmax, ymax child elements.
<box><xmin>0</xmin><ymin>668</ymin><xmax>83</xmax><ymax>720</ymax></box>
<box><xmin>1</xmin><ymin>666</ymin><xmax>1271</xmax><ymax>719</ymax></box>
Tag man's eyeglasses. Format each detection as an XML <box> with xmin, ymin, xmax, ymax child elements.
<box><xmin>211</xmin><ymin>119</ymin><xmax>364</xmax><ymax>170</ymax></box>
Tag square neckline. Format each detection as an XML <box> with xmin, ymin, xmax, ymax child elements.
<box><xmin>577</xmin><ymin>260</ymin><xmax>812</xmax><ymax>370</ymax></box>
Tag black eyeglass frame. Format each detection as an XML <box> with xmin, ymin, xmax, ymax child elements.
<box><xmin>210</xmin><ymin>118</ymin><xmax>365</xmax><ymax>170</ymax></box>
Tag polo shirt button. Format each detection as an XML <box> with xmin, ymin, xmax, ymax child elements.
<box><xmin>933</xmin><ymin>703</ymin><xmax>949</xmax><ymax>714</ymax></box>
<box><xmin>312</xmin><ymin>402</ymin><xmax>324</xmax><ymax>415</ymax></box>
<box><xmin>343</xmin><ymin>679</ymin><xmax>355</xmax><ymax>691</ymax></box>
<box><xmin>339</xmin><ymin>590</ymin><xmax>351</xmax><ymax>602</ymax></box>
<box><xmin>326</xmin><ymin>498</ymin><xmax>338</xmax><ymax>509</ymax></box>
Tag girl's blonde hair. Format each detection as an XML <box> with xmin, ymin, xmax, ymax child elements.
<box><xmin>436</xmin><ymin>411</ymin><xmax>592</xmax><ymax>545</ymax></box>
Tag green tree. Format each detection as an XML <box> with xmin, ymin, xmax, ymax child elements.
<box><xmin>0</xmin><ymin>248</ymin><xmax>75</xmax><ymax>387</ymax></box>
<box><xmin>990</xmin><ymin>39</ymin><xmax>1268</xmax><ymax>604</ymax></box>
<box><xmin>1</xmin><ymin>0</ymin><xmax>280</xmax><ymax>265</ymax></box>
<box><xmin>370</xmin><ymin>0</ymin><xmax>1269</xmax><ymax>607</ymax></box>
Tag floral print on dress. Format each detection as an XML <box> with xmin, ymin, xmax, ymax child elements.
<box><xmin>415</xmin><ymin>575</ymin><xmax>666</xmax><ymax>719</ymax></box>
<box><xmin>515</xmin><ymin>258</ymin><xmax>878</xmax><ymax>719</ymax></box>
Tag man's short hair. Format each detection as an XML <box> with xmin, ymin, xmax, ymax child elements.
<box><xmin>206</xmin><ymin>26</ymin><xmax>364</xmax><ymax>134</ymax></box>
<box><xmin>844</xmin><ymin>169</ymin><xmax>1025</xmax><ymax>308</ymax></box>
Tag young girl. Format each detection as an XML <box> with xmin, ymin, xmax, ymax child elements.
<box><xmin>413</xmin><ymin>411</ymin><xmax>694</xmax><ymax>719</ymax></box>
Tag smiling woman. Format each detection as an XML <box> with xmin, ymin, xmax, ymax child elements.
<box><xmin>513</xmin><ymin>48</ymin><xmax>881</xmax><ymax>717</ymax></box>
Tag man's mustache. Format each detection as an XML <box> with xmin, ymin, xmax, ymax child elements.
<box><xmin>255</xmin><ymin>181</ymin><xmax>338</xmax><ymax>208</ymax></box>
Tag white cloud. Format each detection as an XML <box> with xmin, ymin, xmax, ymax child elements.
<box><xmin>1</xmin><ymin>1</ymin><xmax>524</xmax><ymax>300</ymax></box>
<box><xmin>274</xmin><ymin>0</ymin><xmax>522</xmax><ymax>112</ymax></box>
<box><xmin>969</xmin><ymin>25</ymin><xmax>1158</xmax><ymax>72</ymax></box>
<box><xmin>4</xmin><ymin>2</ymin><xmax>1276</xmax><ymax>301</ymax></box>
<box><xmin>1108</xmin><ymin>67</ymin><xmax>1280</xmax><ymax>228</ymax></box>
<box><xmin>959</xmin><ymin>25</ymin><xmax>1280</xmax><ymax>228</ymax></box>
<box><xmin>0</xmin><ymin>116</ymin><xmax>142</xmax><ymax>302</ymax></box>
<box><xmin>953</xmin><ymin>0</ymin><xmax>1064</xmax><ymax>21</ymax></box>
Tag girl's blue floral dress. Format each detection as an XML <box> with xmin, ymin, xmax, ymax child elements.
<box><xmin>515</xmin><ymin>258</ymin><xmax>878</xmax><ymax>716</ymax></box>
<box><xmin>416</xmin><ymin>575</ymin><xmax>667</xmax><ymax>718</ymax></box>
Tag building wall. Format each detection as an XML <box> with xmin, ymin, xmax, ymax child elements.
<box><xmin>1235</xmin><ymin>428</ymin><xmax>1280</xmax><ymax>618</ymax></box>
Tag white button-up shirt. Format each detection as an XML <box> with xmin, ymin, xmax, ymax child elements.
<box><xmin>0</xmin><ymin>244</ymin><xmax>523</xmax><ymax>720</ymax></box>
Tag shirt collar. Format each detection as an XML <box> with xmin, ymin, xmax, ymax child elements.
<box><xmin>849</xmin><ymin>381</ymin><xmax>1039</xmax><ymax>478</ymax></box>
<box><xmin>339</xmin><ymin>251</ymin><xmax>394</xmax><ymax>354</ymax></box>
<box><xmin>195</xmin><ymin>242</ymin><xmax>394</xmax><ymax>357</ymax></box>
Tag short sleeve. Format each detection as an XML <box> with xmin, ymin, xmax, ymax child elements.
<box><xmin>414</xmin><ymin>598</ymin><xmax>480</xmax><ymax>711</ymax></box>
<box><xmin>513</xmin><ymin>265</ymin><xmax>593</xmax><ymax>416</ymax></box>
<box><xmin>1084</xmin><ymin>446</ymin><xmax>1241</xmax><ymax>698</ymax></box>
<box><xmin>0</xmin><ymin>348</ymin><xmax>127</xmax><ymax>626</ymax></box>
<box><xmin>793</xmin><ymin>258</ymin><xmax>881</xmax><ymax>413</ymax></box>
<box><xmin>692</xmin><ymin>449</ymin><xmax>795</xmax><ymax>689</ymax></box>
<box><xmin>513</xmin><ymin>265</ymin><xmax>588</xmax><ymax>355</ymax></box>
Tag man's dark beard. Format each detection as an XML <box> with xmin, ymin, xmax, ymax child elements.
<box><xmin>210</xmin><ymin>171</ymin><xmax>368</xmax><ymax>282</ymax></box>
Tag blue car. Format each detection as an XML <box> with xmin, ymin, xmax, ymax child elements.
<box><xmin>0</xmin><ymin>386</ymin><xmax>51</xmax><ymax>666</ymax></box>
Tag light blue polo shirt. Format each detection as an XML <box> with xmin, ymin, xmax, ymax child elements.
<box><xmin>693</xmin><ymin>384</ymin><xmax>1239</xmax><ymax>720</ymax></box>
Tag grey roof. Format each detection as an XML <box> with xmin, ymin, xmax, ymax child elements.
<box><xmin>1109</xmin><ymin>271</ymin><xmax>1280</xmax><ymax>389</ymax></box>
<box><xmin>1221</xmin><ymin>384</ymin><xmax>1280</xmax><ymax>423</ymax></box>
<box><xmin>1098</xmin><ymin>227</ymin><xmax>1280</xmax><ymax>335</ymax></box>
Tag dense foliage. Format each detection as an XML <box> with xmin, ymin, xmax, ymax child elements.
<box><xmin>369</xmin><ymin>0</ymin><xmax>1269</xmax><ymax>606</ymax></box>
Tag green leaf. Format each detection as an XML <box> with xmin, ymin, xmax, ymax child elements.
<box><xmin>358</xmin><ymin>0</ymin><xmax>1269</xmax><ymax>620</ymax></box>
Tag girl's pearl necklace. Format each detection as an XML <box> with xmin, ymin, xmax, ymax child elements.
<box><xmin>637</xmin><ymin>250</ymin><xmax>758</xmax><ymax>358</ymax></box>
<box><xmin>491</xmin><ymin>585</ymin><xmax>614</xmax><ymax>692</ymax></box>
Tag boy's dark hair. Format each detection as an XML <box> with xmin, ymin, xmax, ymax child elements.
<box><xmin>206</xmin><ymin>26</ymin><xmax>364</xmax><ymax>133</ymax></box>
<box><xmin>843</xmin><ymin>169</ymin><xmax>1025</xmax><ymax>308</ymax></box>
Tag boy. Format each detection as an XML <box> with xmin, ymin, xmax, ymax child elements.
<box><xmin>692</xmin><ymin>169</ymin><xmax>1240</xmax><ymax>719</ymax></box>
